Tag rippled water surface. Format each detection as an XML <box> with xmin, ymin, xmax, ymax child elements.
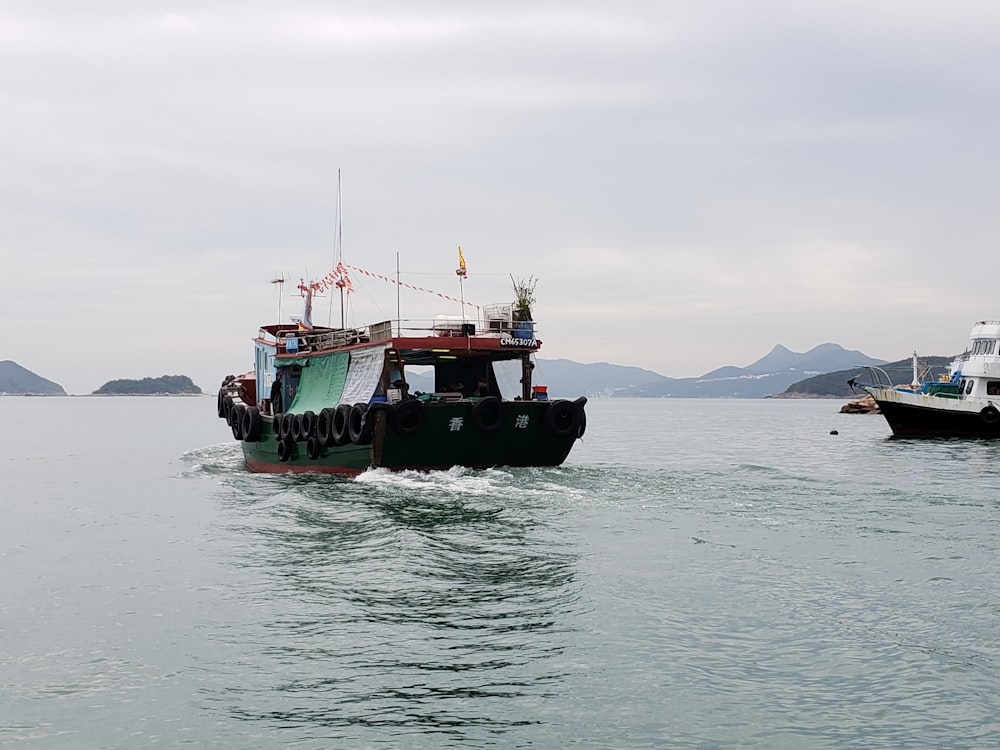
<box><xmin>3</xmin><ymin>397</ymin><xmax>1000</xmax><ymax>748</ymax></box>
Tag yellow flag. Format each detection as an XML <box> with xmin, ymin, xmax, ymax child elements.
<box><xmin>456</xmin><ymin>245</ymin><xmax>467</xmax><ymax>277</ymax></box>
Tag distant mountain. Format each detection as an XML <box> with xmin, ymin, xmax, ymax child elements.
<box><xmin>503</xmin><ymin>344</ymin><xmax>886</xmax><ymax>399</ymax></box>
<box><xmin>611</xmin><ymin>343</ymin><xmax>886</xmax><ymax>398</ymax></box>
<box><xmin>398</xmin><ymin>360</ymin><xmax>670</xmax><ymax>399</ymax></box>
<box><xmin>745</xmin><ymin>343</ymin><xmax>875</xmax><ymax>374</ymax></box>
<box><xmin>94</xmin><ymin>375</ymin><xmax>202</xmax><ymax>395</ymax></box>
<box><xmin>0</xmin><ymin>361</ymin><xmax>66</xmax><ymax>395</ymax></box>
<box><xmin>781</xmin><ymin>355</ymin><xmax>956</xmax><ymax>398</ymax></box>
<box><xmin>533</xmin><ymin>359</ymin><xmax>674</xmax><ymax>398</ymax></box>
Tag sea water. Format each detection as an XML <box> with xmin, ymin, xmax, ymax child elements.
<box><xmin>2</xmin><ymin>396</ymin><xmax>999</xmax><ymax>749</ymax></box>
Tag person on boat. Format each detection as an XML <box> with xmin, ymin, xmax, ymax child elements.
<box><xmin>270</xmin><ymin>370</ymin><xmax>283</xmax><ymax>414</ymax></box>
<box><xmin>472</xmin><ymin>377</ymin><xmax>490</xmax><ymax>397</ymax></box>
<box><xmin>392</xmin><ymin>378</ymin><xmax>411</xmax><ymax>400</ymax></box>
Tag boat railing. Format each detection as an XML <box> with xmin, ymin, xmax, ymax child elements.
<box><xmin>276</xmin><ymin>325</ymin><xmax>373</xmax><ymax>354</ymax></box>
<box><xmin>849</xmin><ymin>365</ymin><xmax>894</xmax><ymax>393</ymax></box>
<box><xmin>393</xmin><ymin>316</ymin><xmax>538</xmax><ymax>339</ymax></box>
<box><xmin>271</xmin><ymin>316</ymin><xmax>538</xmax><ymax>354</ymax></box>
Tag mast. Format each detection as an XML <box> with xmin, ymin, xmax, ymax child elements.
<box><xmin>911</xmin><ymin>350</ymin><xmax>920</xmax><ymax>389</ymax></box>
<box><xmin>456</xmin><ymin>245</ymin><xmax>467</xmax><ymax>330</ymax></box>
<box><xmin>329</xmin><ymin>169</ymin><xmax>344</xmax><ymax>328</ymax></box>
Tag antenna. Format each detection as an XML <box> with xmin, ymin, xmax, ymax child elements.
<box><xmin>270</xmin><ymin>273</ymin><xmax>285</xmax><ymax>322</ymax></box>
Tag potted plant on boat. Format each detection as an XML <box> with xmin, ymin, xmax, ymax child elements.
<box><xmin>511</xmin><ymin>275</ymin><xmax>537</xmax><ymax>338</ymax></box>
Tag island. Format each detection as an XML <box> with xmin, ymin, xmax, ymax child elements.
<box><xmin>0</xmin><ymin>360</ymin><xmax>67</xmax><ymax>395</ymax></box>
<box><xmin>93</xmin><ymin>375</ymin><xmax>203</xmax><ymax>395</ymax></box>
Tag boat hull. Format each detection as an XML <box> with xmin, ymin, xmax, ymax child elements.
<box><xmin>865</xmin><ymin>387</ymin><xmax>1000</xmax><ymax>437</ymax></box>
<box><xmin>240</xmin><ymin>399</ymin><xmax>582</xmax><ymax>474</ymax></box>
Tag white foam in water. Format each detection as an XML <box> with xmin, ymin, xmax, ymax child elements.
<box><xmin>354</xmin><ymin>465</ymin><xmax>505</xmax><ymax>496</ymax></box>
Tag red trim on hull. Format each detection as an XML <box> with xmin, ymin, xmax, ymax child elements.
<box><xmin>244</xmin><ymin>457</ymin><xmax>364</xmax><ymax>476</ymax></box>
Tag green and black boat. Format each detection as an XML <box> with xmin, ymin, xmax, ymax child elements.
<box><xmin>216</xmin><ymin>277</ymin><xmax>586</xmax><ymax>474</ymax></box>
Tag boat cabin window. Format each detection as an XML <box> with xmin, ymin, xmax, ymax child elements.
<box><xmin>972</xmin><ymin>339</ymin><xmax>997</xmax><ymax>355</ymax></box>
<box><xmin>433</xmin><ymin>356</ymin><xmax>496</xmax><ymax>397</ymax></box>
<box><xmin>966</xmin><ymin>380</ymin><xmax>974</xmax><ymax>395</ymax></box>
<box><xmin>989</xmin><ymin>382</ymin><xmax>1000</xmax><ymax>396</ymax></box>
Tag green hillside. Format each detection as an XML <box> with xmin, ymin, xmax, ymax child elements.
<box><xmin>93</xmin><ymin>375</ymin><xmax>202</xmax><ymax>395</ymax></box>
<box><xmin>782</xmin><ymin>356</ymin><xmax>956</xmax><ymax>398</ymax></box>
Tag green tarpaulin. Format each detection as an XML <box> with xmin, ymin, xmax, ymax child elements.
<box><xmin>287</xmin><ymin>352</ymin><xmax>349</xmax><ymax>413</ymax></box>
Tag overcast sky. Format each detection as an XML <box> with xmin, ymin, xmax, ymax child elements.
<box><xmin>3</xmin><ymin>1</ymin><xmax>1000</xmax><ymax>394</ymax></box>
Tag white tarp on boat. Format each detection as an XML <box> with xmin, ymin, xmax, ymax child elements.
<box><xmin>339</xmin><ymin>346</ymin><xmax>387</xmax><ymax>405</ymax></box>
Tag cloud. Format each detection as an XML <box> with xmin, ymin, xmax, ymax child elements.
<box><xmin>2</xmin><ymin>1</ymin><xmax>999</xmax><ymax>392</ymax></box>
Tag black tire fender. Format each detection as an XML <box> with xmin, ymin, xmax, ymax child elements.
<box><xmin>242</xmin><ymin>406</ymin><xmax>262</xmax><ymax>442</ymax></box>
<box><xmin>277</xmin><ymin>437</ymin><xmax>292</xmax><ymax>462</ymax></box>
<box><xmin>573</xmin><ymin>396</ymin><xmax>588</xmax><ymax>438</ymax></box>
<box><xmin>230</xmin><ymin>404</ymin><xmax>246</xmax><ymax>440</ymax></box>
<box><xmin>301</xmin><ymin>410</ymin><xmax>316</xmax><ymax>438</ymax></box>
<box><xmin>291</xmin><ymin>413</ymin><xmax>304</xmax><ymax>442</ymax></box>
<box><xmin>389</xmin><ymin>399</ymin><xmax>426</xmax><ymax>436</ymax></box>
<box><xmin>317</xmin><ymin>408</ymin><xmax>335</xmax><ymax>446</ymax></box>
<box><xmin>981</xmin><ymin>405</ymin><xmax>1000</xmax><ymax>425</ymax></box>
<box><xmin>543</xmin><ymin>399</ymin><xmax>581</xmax><ymax>438</ymax></box>
<box><xmin>279</xmin><ymin>412</ymin><xmax>294</xmax><ymax>441</ymax></box>
<box><xmin>471</xmin><ymin>396</ymin><xmax>503</xmax><ymax>433</ymax></box>
<box><xmin>358</xmin><ymin>408</ymin><xmax>378</xmax><ymax>445</ymax></box>
<box><xmin>306</xmin><ymin>435</ymin><xmax>322</xmax><ymax>460</ymax></box>
<box><xmin>332</xmin><ymin>403</ymin><xmax>352</xmax><ymax>446</ymax></box>
<box><xmin>348</xmin><ymin>403</ymin><xmax>369</xmax><ymax>444</ymax></box>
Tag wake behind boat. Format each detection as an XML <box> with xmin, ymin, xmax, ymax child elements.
<box><xmin>215</xmin><ymin>261</ymin><xmax>587</xmax><ymax>474</ymax></box>
<box><xmin>850</xmin><ymin>320</ymin><xmax>1000</xmax><ymax>437</ymax></box>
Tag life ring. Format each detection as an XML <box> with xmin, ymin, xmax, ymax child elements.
<box><xmin>471</xmin><ymin>396</ymin><xmax>503</xmax><ymax>433</ymax></box>
<box><xmin>348</xmin><ymin>403</ymin><xmax>369</xmax><ymax>444</ymax></box>
<box><xmin>543</xmin><ymin>399</ymin><xmax>582</xmax><ymax>438</ymax></box>
<box><xmin>230</xmin><ymin>404</ymin><xmax>246</xmax><ymax>440</ymax></box>
<box><xmin>981</xmin><ymin>406</ymin><xmax>1000</xmax><ymax>425</ymax></box>
<box><xmin>306</xmin><ymin>435</ymin><xmax>322</xmax><ymax>460</ymax></box>
<box><xmin>317</xmin><ymin>408</ymin><xmax>335</xmax><ymax>446</ymax></box>
<box><xmin>277</xmin><ymin>437</ymin><xmax>292</xmax><ymax>462</ymax></box>
<box><xmin>332</xmin><ymin>403</ymin><xmax>352</xmax><ymax>446</ymax></box>
<box><xmin>301</xmin><ymin>410</ymin><xmax>316</xmax><ymax>439</ymax></box>
<box><xmin>242</xmin><ymin>406</ymin><xmax>262</xmax><ymax>442</ymax></box>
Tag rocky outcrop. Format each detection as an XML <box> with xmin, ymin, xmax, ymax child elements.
<box><xmin>840</xmin><ymin>394</ymin><xmax>879</xmax><ymax>414</ymax></box>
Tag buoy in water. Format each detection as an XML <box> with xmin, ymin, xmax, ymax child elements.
<box><xmin>830</xmin><ymin>429</ymin><xmax>839</xmax><ymax>435</ymax></box>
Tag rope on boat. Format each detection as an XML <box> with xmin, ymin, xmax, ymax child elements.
<box><xmin>343</xmin><ymin>263</ymin><xmax>481</xmax><ymax>314</ymax></box>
